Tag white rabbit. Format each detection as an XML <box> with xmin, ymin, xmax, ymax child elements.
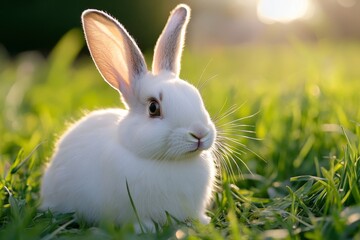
<box><xmin>40</xmin><ymin>4</ymin><xmax>217</xmax><ymax>232</ymax></box>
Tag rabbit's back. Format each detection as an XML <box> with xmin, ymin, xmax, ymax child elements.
<box><xmin>40</xmin><ymin>109</ymin><xmax>129</xmax><ymax>220</ymax></box>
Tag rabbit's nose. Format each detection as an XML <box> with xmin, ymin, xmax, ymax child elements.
<box><xmin>189</xmin><ymin>131</ymin><xmax>208</xmax><ymax>140</ymax></box>
<box><xmin>189</xmin><ymin>122</ymin><xmax>210</xmax><ymax>140</ymax></box>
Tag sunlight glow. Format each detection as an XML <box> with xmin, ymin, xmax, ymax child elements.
<box><xmin>337</xmin><ymin>0</ymin><xmax>356</xmax><ymax>8</ymax></box>
<box><xmin>257</xmin><ymin>0</ymin><xmax>310</xmax><ymax>24</ymax></box>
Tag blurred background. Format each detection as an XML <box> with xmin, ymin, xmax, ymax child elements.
<box><xmin>1</xmin><ymin>0</ymin><xmax>360</xmax><ymax>54</ymax></box>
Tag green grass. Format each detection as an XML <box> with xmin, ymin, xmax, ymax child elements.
<box><xmin>1</xmin><ymin>29</ymin><xmax>360</xmax><ymax>239</ymax></box>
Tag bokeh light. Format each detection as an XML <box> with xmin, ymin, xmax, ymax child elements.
<box><xmin>257</xmin><ymin>0</ymin><xmax>311</xmax><ymax>24</ymax></box>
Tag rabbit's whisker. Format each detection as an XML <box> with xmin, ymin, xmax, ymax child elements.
<box><xmin>198</xmin><ymin>74</ymin><xmax>219</xmax><ymax>92</ymax></box>
<box><xmin>210</xmin><ymin>102</ymin><xmax>262</xmax><ymax>182</ymax></box>
<box><xmin>196</xmin><ymin>58</ymin><xmax>213</xmax><ymax>89</ymax></box>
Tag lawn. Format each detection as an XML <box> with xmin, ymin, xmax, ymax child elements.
<box><xmin>0</xmin><ymin>29</ymin><xmax>360</xmax><ymax>239</ymax></box>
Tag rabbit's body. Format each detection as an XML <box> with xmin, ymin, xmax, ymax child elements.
<box><xmin>41</xmin><ymin>109</ymin><xmax>215</xmax><ymax>229</ymax></box>
<box><xmin>41</xmin><ymin>4</ymin><xmax>217</xmax><ymax>231</ymax></box>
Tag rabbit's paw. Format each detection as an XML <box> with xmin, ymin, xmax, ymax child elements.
<box><xmin>199</xmin><ymin>214</ymin><xmax>210</xmax><ymax>225</ymax></box>
<box><xmin>134</xmin><ymin>220</ymin><xmax>156</xmax><ymax>234</ymax></box>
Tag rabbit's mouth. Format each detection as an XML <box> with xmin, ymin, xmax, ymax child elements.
<box><xmin>189</xmin><ymin>139</ymin><xmax>211</xmax><ymax>152</ymax></box>
<box><xmin>188</xmin><ymin>134</ymin><xmax>214</xmax><ymax>153</ymax></box>
<box><xmin>164</xmin><ymin>127</ymin><xmax>215</xmax><ymax>159</ymax></box>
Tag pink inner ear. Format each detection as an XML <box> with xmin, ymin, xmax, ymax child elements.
<box><xmin>83</xmin><ymin>13</ymin><xmax>132</xmax><ymax>92</ymax></box>
<box><xmin>82</xmin><ymin>10</ymin><xmax>148</xmax><ymax>107</ymax></box>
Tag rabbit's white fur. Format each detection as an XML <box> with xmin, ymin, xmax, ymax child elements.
<box><xmin>40</xmin><ymin>4</ymin><xmax>217</xmax><ymax>232</ymax></box>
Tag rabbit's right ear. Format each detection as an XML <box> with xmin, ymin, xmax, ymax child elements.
<box><xmin>152</xmin><ymin>4</ymin><xmax>190</xmax><ymax>77</ymax></box>
<box><xmin>82</xmin><ymin>10</ymin><xmax>147</xmax><ymax>106</ymax></box>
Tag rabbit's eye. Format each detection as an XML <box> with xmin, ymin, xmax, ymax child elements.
<box><xmin>148</xmin><ymin>99</ymin><xmax>161</xmax><ymax>117</ymax></box>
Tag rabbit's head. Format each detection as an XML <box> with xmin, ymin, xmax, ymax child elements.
<box><xmin>82</xmin><ymin>5</ymin><xmax>216</xmax><ymax>160</ymax></box>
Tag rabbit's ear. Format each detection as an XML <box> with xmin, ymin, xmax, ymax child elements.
<box><xmin>152</xmin><ymin>4</ymin><xmax>190</xmax><ymax>76</ymax></box>
<box><xmin>82</xmin><ymin>10</ymin><xmax>147</xmax><ymax>105</ymax></box>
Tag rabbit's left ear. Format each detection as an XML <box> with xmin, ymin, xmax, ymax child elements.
<box><xmin>152</xmin><ymin>4</ymin><xmax>190</xmax><ymax>77</ymax></box>
<box><xmin>82</xmin><ymin>10</ymin><xmax>147</xmax><ymax>107</ymax></box>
